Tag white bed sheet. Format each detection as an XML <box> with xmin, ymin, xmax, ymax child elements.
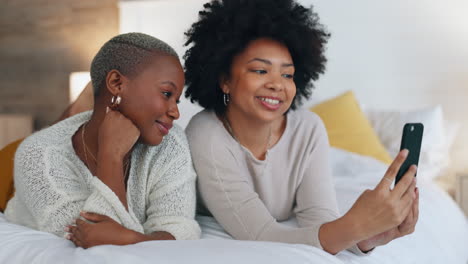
<box><xmin>0</xmin><ymin>148</ymin><xmax>466</xmax><ymax>264</ymax></box>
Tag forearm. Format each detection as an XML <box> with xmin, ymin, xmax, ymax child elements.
<box><xmin>318</xmin><ymin>214</ymin><xmax>367</xmax><ymax>255</ymax></box>
<box><xmin>97</xmin><ymin>154</ymin><xmax>128</xmax><ymax>210</ymax></box>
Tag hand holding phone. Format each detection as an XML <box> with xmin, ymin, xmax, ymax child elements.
<box><xmin>395</xmin><ymin>123</ymin><xmax>424</xmax><ymax>185</ymax></box>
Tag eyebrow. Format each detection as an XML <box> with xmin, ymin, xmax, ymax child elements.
<box><xmin>247</xmin><ymin>58</ymin><xmax>294</xmax><ymax>67</ymax></box>
<box><xmin>161</xmin><ymin>81</ymin><xmax>177</xmax><ymax>89</ymax></box>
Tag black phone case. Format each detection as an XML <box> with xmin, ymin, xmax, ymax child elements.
<box><xmin>395</xmin><ymin>123</ymin><xmax>424</xmax><ymax>184</ymax></box>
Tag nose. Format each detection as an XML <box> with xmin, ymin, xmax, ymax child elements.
<box><xmin>168</xmin><ymin>101</ymin><xmax>180</xmax><ymax>120</ymax></box>
<box><xmin>265</xmin><ymin>74</ymin><xmax>284</xmax><ymax>91</ymax></box>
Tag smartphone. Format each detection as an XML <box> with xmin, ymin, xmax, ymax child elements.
<box><xmin>395</xmin><ymin>123</ymin><xmax>424</xmax><ymax>185</ymax></box>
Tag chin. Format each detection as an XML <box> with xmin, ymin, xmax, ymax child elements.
<box><xmin>256</xmin><ymin>111</ymin><xmax>284</xmax><ymax>122</ymax></box>
<box><xmin>141</xmin><ymin>135</ymin><xmax>164</xmax><ymax>146</ymax></box>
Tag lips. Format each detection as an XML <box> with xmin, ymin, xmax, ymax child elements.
<box><xmin>155</xmin><ymin>120</ymin><xmax>172</xmax><ymax>135</ymax></box>
<box><xmin>256</xmin><ymin>96</ymin><xmax>283</xmax><ymax>110</ymax></box>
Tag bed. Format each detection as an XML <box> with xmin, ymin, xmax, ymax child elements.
<box><xmin>2</xmin><ymin>1</ymin><xmax>467</xmax><ymax>262</ymax></box>
<box><xmin>1</xmin><ymin>146</ymin><xmax>466</xmax><ymax>264</ymax></box>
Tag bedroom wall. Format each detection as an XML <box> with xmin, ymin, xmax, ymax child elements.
<box><xmin>0</xmin><ymin>0</ymin><xmax>119</xmax><ymax>129</ymax></box>
<box><xmin>307</xmin><ymin>0</ymin><xmax>468</xmax><ymax>172</ymax></box>
<box><xmin>120</xmin><ymin>0</ymin><xmax>468</xmax><ymax>172</ymax></box>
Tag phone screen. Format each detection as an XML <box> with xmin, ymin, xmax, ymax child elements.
<box><xmin>395</xmin><ymin>123</ymin><xmax>424</xmax><ymax>184</ymax></box>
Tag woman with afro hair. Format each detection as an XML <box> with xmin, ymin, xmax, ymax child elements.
<box><xmin>185</xmin><ymin>0</ymin><xmax>419</xmax><ymax>255</ymax></box>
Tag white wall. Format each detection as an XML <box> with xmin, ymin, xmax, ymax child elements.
<box><xmin>307</xmin><ymin>0</ymin><xmax>468</xmax><ymax>171</ymax></box>
<box><xmin>120</xmin><ymin>0</ymin><xmax>468</xmax><ymax>171</ymax></box>
<box><xmin>120</xmin><ymin>0</ymin><xmax>206</xmax><ymax>129</ymax></box>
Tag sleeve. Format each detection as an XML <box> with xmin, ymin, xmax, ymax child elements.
<box><xmin>13</xmin><ymin>142</ymin><xmax>143</xmax><ymax>237</ymax></box>
<box><xmin>293</xmin><ymin>117</ymin><xmax>371</xmax><ymax>255</ymax></box>
<box><xmin>192</xmin><ymin>136</ymin><xmax>320</xmax><ymax>246</ymax></box>
<box><xmin>142</xmin><ymin>143</ymin><xmax>201</xmax><ymax>240</ymax></box>
<box><xmin>293</xmin><ymin>117</ymin><xmax>340</xmax><ymax>244</ymax></box>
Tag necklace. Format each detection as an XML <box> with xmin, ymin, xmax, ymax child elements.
<box><xmin>223</xmin><ymin>115</ymin><xmax>272</xmax><ymax>156</ymax></box>
<box><xmin>82</xmin><ymin>122</ymin><xmax>97</xmax><ymax>164</ymax></box>
<box><xmin>81</xmin><ymin>122</ymin><xmax>130</xmax><ymax>177</ymax></box>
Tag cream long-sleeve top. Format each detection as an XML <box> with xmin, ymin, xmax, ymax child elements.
<box><xmin>186</xmin><ymin>109</ymin><xmax>367</xmax><ymax>255</ymax></box>
<box><xmin>5</xmin><ymin>111</ymin><xmax>201</xmax><ymax>240</ymax></box>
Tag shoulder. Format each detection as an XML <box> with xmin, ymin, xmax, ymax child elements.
<box><xmin>287</xmin><ymin>109</ymin><xmax>328</xmax><ymax>139</ymax></box>
<box><xmin>185</xmin><ymin>110</ymin><xmax>219</xmax><ymax>137</ymax></box>
<box><xmin>16</xmin><ymin>112</ymin><xmax>90</xmax><ymax>160</ymax></box>
<box><xmin>185</xmin><ymin>110</ymin><xmax>227</xmax><ymax>148</ymax></box>
<box><xmin>185</xmin><ymin>110</ymin><xmax>238</xmax><ymax>163</ymax></box>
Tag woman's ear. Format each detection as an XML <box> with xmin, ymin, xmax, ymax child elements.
<box><xmin>219</xmin><ymin>74</ymin><xmax>230</xmax><ymax>94</ymax></box>
<box><xmin>105</xmin><ymin>69</ymin><xmax>125</xmax><ymax>96</ymax></box>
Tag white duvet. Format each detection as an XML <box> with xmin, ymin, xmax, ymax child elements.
<box><xmin>1</xmin><ymin>148</ymin><xmax>467</xmax><ymax>264</ymax></box>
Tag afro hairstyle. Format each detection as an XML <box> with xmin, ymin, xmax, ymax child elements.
<box><xmin>183</xmin><ymin>0</ymin><xmax>330</xmax><ymax>114</ymax></box>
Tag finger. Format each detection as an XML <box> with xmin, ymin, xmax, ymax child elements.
<box><xmin>398</xmin><ymin>178</ymin><xmax>417</xmax><ymax>217</ymax></box>
<box><xmin>376</xmin><ymin>149</ymin><xmax>409</xmax><ymax>190</ymax></box>
<box><xmin>76</xmin><ymin>218</ymin><xmax>88</xmax><ymax>226</ymax></box>
<box><xmin>399</xmin><ymin>192</ymin><xmax>418</xmax><ymax>235</ymax></box>
<box><xmin>80</xmin><ymin>211</ymin><xmax>109</xmax><ymax>222</ymax></box>
<box><xmin>66</xmin><ymin>225</ymin><xmax>77</xmax><ymax>234</ymax></box>
<box><xmin>401</xmin><ymin>202</ymin><xmax>414</xmax><ymax>227</ymax></box>
<box><xmin>392</xmin><ymin>165</ymin><xmax>417</xmax><ymax>198</ymax></box>
<box><xmin>74</xmin><ymin>237</ymin><xmax>84</xmax><ymax>248</ymax></box>
<box><xmin>68</xmin><ymin>233</ymin><xmax>81</xmax><ymax>247</ymax></box>
<box><xmin>398</xmin><ymin>214</ymin><xmax>413</xmax><ymax>235</ymax></box>
<box><xmin>401</xmin><ymin>174</ymin><xmax>417</xmax><ymax>200</ymax></box>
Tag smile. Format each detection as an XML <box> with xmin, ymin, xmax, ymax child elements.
<box><xmin>155</xmin><ymin>120</ymin><xmax>172</xmax><ymax>135</ymax></box>
<box><xmin>258</xmin><ymin>97</ymin><xmax>280</xmax><ymax>105</ymax></box>
<box><xmin>256</xmin><ymin>96</ymin><xmax>283</xmax><ymax>110</ymax></box>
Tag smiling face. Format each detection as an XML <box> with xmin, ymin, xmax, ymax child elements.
<box><xmin>119</xmin><ymin>54</ymin><xmax>184</xmax><ymax>146</ymax></box>
<box><xmin>221</xmin><ymin>38</ymin><xmax>296</xmax><ymax>123</ymax></box>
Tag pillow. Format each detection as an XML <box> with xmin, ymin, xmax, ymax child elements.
<box><xmin>310</xmin><ymin>91</ymin><xmax>393</xmax><ymax>164</ymax></box>
<box><xmin>364</xmin><ymin>105</ymin><xmax>459</xmax><ymax>180</ymax></box>
<box><xmin>0</xmin><ymin>139</ymin><xmax>23</xmax><ymax>212</ymax></box>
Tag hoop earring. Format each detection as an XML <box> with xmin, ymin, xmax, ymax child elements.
<box><xmin>109</xmin><ymin>95</ymin><xmax>122</xmax><ymax>110</ymax></box>
<box><xmin>223</xmin><ymin>93</ymin><xmax>230</xmax><ymax>106</ymax></box>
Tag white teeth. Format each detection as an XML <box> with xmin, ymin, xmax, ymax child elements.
<box><xmin>259</xmin><ymin>97</ymin><xmax>280</xmax><ymax>105</ymax></box>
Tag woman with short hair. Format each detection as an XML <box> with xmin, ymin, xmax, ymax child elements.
<box><xmin>5</xmin><ymin>32</ymin><xmax>201</xmax><ymax>248</ymax></box>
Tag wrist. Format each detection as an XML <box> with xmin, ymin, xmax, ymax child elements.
<box><xmin>345</xmin><ymin>209</ymin><xmax>370</xmax><ymax>240</ymax></box>
<box><xmin>126</xmin><ymin>229</ymin><xmax>147</xmax><ymax>244</ymax></box>
<box><xmin>319</xmin><ymin>215</ymin><xmax>362</xmax><ymax>254</ymax></box>
<box><xmin>97</xmin><ymin>149</ymin><xmax>124</xmax><ymax>164</ymax></box>
<box><xmin>339</xmin><ymin>211</ymin><xmax>369</xmax><ymax>245</ymax></box>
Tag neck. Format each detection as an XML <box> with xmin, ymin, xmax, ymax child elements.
<box><xmin>81</xmin><ymin>98</ymin><xmax>106</xmax><ymax>164</ymax></box>
<box><xmin>223</xmin><ymin>107</ymin><xmax>285</xmax><ymax>160</ymax></box>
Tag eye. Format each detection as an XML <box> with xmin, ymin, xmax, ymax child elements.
<box><xmin>250</xmin><ymin>69</ymin><xmax>267</xmax><ymax>74</ymax></box>
<box><xmin>176</xmin><ymin>99</ymin><xmax>181</xmax><ymax>104</ymax></box>
<box><xmin>282</xmin><ymin>73</ymin><xmax>294</xmax><ymax>79</ymax></box>
<box><xmin>162</xmin><ymin>91</ymin><xmax>172</xmax><ymax>98</ymax></box>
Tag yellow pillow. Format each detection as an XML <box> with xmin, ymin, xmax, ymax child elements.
<box><xmin>0</xmin><ymin>138</ymin><xmax>23</xmax><ymax>212</ymax></box>
<box><xmin>310</xmin><ymin>91</ymin><xmax>392</xmax><ymax>164</ymax></box>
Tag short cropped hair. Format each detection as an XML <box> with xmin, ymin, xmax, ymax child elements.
<box><xmin>183</xmin><ymin>0</ymin><xmax>330</xmax><ymax>114</ymax></box>
<box><xmin>90</xmin><ymin>32</ymin><xmax>178</xmax><ymax>97</ymax></box>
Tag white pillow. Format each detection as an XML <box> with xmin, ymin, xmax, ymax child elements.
<box><xmin>364</xmin><ymin>105</ymin><xmax>457</xmax><ymax>180</ymax></box>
